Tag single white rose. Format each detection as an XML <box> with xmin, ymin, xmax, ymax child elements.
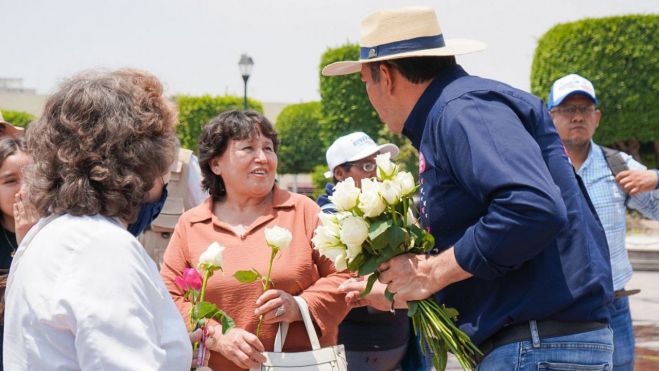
<box><xmin>312</xmin><ymin>225</ymin><xmax>342</xmax><ymax>249</ymax></box>
<box><xmin>346</xmin><ymin>243</ymin><xmax>363</xmax><ymax>260</ymax></box>
<box><xmin>395</xmin><ymin>171</ymin><xmax>416</xmax><ymax>196</ymax></box>
<box><xmin>316</xmin><ymin>244</ymin><xmax>349</xmax><ymax>271</ymax></box>
<box><xmin>380</xmin><ymin>179</ymin><xmax>401</xmax><ymax>205</ymax></box>
<box><xmin>339</xmin><ymin>216</ymin><xmax>369</xmax><ymax>247</ymax></box>
<box><xmin>198</xmin><ymin>241</ymin><xmax>225</xmax><ymax>269</ymax></box>
<box><xmin>375</xmin><ymin>152</ymin><xmax>397</xmax><ymax>180</ymax></box>
<box><xmin>358</xmin><ymin>178</ymin><xmax>386</xmax><ymax>217</ymax></box>
<box><xmin>265</xmin><ymin>226</ymin><xmax>292</xmax><ymax>251</ymax></box>
<box><xmin>330</xmin><ymin>178</ymin><xmax>361</xmax><ymax>211</ymax></box>
<box><xmin>318</xmin><ymin>212</ymin><xmax>339</xmax><ymax>227</ymax></box>
<box><xmin>405</xmin><ymin>206</ymin><xmax>417</xmax><ymax>226</ymax></box>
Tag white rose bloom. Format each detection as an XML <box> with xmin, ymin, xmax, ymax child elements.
<box><xmin>395</xmin><ymin>171</ymin><xmax>416</xmax><ymax>196</ymax></box>
<box><xmin>330</xmin><ymin>178</ymin><xmax>361</xmax><ymax>211</ymax></box>
<box><xmin>405</xmin><ymin>206</ymin><xmax>417</xmax><ymax>226</ymax></box>
<box><xmin>375</xmin><ymin>152</ymin><xmax>397</xmax><ymax>180</ymax></box>
<box><xmin>198</xmin><ymin>241</ymin><xmax>225</xmax><ymax>268</ymax></box>
<box><xmin>318</xmin><ymin>212</ymin><xmax>339</xmax><ymax>227</ymax></box>
<box><xmin>346</xmin><ymin>244</ymin><xmax>363</xmax><ymax>260</ymax></box>
<box><xmin>380</xmin><ymin>179</ymin><xmax>401</xmax><ymax>205</ymax></box>
<box><xmin>312</xmin><ymin>225</ymin><xmax>341</xmax><ymax>249</ymax></box>
<box><xmin>265</xmin><ymin>226</ymin><xmax>293</xmax><ymax>251</ymax></box>
<box><xmin>358</xmin><ymin>179</ymin><xmax>386</xmax><ymax>217</ymax></box>
<box><xmin>339</xmin><ymin>216</ymin><xmax>369</xmax><ymax>247</ymax></box>
<box><xmin>334</xmin><ymin>251</ymin><xmax>348</xmax><ymax>271</ymax></box>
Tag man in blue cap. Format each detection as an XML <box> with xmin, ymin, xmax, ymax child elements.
<box><xmin>549</xmin><ymin>73</ymin><xmax>659</xmax><ymax>371</ymax></box>
<box><xmin>326</xmin><ymin>7</ymin><xmax>615</xmax><ymax>369</ymax></box>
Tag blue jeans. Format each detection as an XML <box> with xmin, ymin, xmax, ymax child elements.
<box><xmin>477</xmin><ymin>323</ymin><xmax>613</xmax><ymax>371</ymax></box>
<box><xmin>609</xmin><ymin>296</ymin><xmax>635</xmax><ymax>370</ymax></box>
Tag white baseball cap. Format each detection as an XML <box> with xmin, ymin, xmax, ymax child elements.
<box><xmin>548</xmin><ymin>74</ymin><xmax>598</xmax><ymax>110</ymax></box>
<box><xmin>324</xmin><ymin>132</ymin><xmax>399</xmax><ymax>178</ymax></box>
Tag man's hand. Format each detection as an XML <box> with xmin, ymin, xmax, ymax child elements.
<box><xmin>377</xmin><ymin>253</ymin><xmax>440</xmax><ymax>302</ymax></box>
<box><xmin>615</xmin><ymin>170</ymin><xmax>658</xmax><ymax>196</ymax></box>
<box><xmin>377</xmin><ymin>249</ymin><xmax>472</xmax><ymax>303</ymax></box>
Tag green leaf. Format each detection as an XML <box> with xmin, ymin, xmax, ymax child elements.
<box><xmin>368</xmin><ymin>219</ymin><xmax>392</xmax><ymax>241</ymax></box>
<box><xmin>384</xmin><ymin>288</ymin><xmax>395</xmax><ymax>303</ymax></box>
<box><xmin>221</xmin><ymin>313</ymin><xmax>236</xmax><ymax>334</ymax></box>
<box><xmin>407</xmin><ymin>300</ymin><xmax>419</xmax><ymax>317</ymax></box>
<box><xmin>193</xmin><ymin>301</ymin><xmax>219</xmax><ymax>320</ymax></box>
<box><xmin>360</xmin><ymin>272</ymin><xmax>379</xmax><ymax>298</ymax></box>
<box><xmin>233</xmin><ymin>270</ymin><xmax>259</xmax><ymax>283</ymax></box>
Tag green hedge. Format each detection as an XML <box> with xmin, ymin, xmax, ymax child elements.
<box><xmin>319</xmin><ymin>44</ymin><xmax>383</xmax><ymax>147</ymax></box>
<box><xmin>276</xmin><ymin>101</ymin><xmax>325</xmax><ymax>174</ymax></box>
<box><xmin>531</xmin><ymin>14</ymin><xmax>659</xmax><ymax>144</ymax></box>
<box><xmin>175</xmin><ymin>95</ymin><xmax>263</xmax><ymax>152</ymax></box>
<box><xmin>0</xmin><ymin>109</ymin><xmax>35</xmax><ymax>128</ymax></box>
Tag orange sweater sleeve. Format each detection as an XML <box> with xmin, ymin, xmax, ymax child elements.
<box><xmin>296</xmin><ymin>198</ymin><xmax>351</xmax><ymax>343</ymax></box>
<box><xmin>160</xmin><ymin>217</ymin><xmax>194</xmax><ymax>329</ymax></box>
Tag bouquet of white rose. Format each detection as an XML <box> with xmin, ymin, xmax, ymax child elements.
<box><xmin>312</xmin><ymin>153</ymin><xmax>480</xmax><ymax>370</ymax></box>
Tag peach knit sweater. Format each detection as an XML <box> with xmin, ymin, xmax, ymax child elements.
<box><xmin>161</xmin><ymin>186</ymin><xmax>350</xmax><ymax>371</ymax></box>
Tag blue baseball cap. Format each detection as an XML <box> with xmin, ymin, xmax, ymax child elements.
<box><xmin>548</xmin><ymin>74</ymin><xmax>598</xmax><ymax>110</ymax></box>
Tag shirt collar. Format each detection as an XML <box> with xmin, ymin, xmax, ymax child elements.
<box><xmin>402</xmin><ymin>64</ymin><xmax>469</xmax><ymax>149</ymax></box>
<box><xmin>579</xmin><ymin>140</ymin><xmax>599</xmax><ymax>174</ymax></box>
<box><xmin>187</xmin><ymin>184</ymin><xmax>295</xmax><ymax>224</ymax></box>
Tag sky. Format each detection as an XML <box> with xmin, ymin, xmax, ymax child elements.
<box><xmin>1</xmin><ymin>0</ymin><xmax>658</xmax><ymax>105</ymax></box>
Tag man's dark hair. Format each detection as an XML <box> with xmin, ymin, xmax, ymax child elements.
<box><xmin>369</xmin><ymin>56</ymin><xmax>456</xmax><ymax>84</ymax></box>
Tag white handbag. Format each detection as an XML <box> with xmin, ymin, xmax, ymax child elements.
<box><xmin>250</xmin><ymin>296</ymin><xmax>347</xmax><ymax>371</ymax></box>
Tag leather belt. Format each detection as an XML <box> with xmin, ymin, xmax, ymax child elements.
<box><xmin>614</xmin><ymin>289</ymin><xmax>640</xmax><ymax>298</ymax></box>
<box><xmin>478</xmin><ymin>320</ymin><xmax>608</xmax><ymax>362</ymax></box>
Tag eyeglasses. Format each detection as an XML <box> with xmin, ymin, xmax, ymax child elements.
<box><xmin>342</xmin><ymin>160</ymin><xmax>377</xmax><ymax>173</ymax></box>
<box><xmin>551</xmin><ymin>105</ymin><xmax>597</xmax><ymax>117</ymax></box>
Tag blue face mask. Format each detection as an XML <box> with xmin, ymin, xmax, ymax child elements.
<box><xmin>128</xmin><ymin>184</ymin><xmax>169</xmax><ymax>237</ymax></box>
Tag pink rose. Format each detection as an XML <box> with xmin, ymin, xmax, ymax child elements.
<box><xmin>175</xmin><ymin>267</ymin><xmax>203</xmax><ymax>292</ymax></box>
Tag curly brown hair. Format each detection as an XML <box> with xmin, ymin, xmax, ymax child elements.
<box><xmin>25</xmin><ymin>69</ymin><xmax>177</xmax><ymax>223</ymax></box>
<box><xmin>198</xmin><ymin>110</ymin><xmax>279</xmax><ymax>200</ymax></box>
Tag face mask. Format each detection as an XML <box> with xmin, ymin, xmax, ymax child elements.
<box><xmin>128</xmin><ymin>184</ymin><xmax>169</xmax><ymax>237</ymax></box>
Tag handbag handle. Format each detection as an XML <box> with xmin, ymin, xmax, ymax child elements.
<box><xmin>272</xmin><ymin>296</ymin><xmax>321</xmax><ymax>352</ymax></box>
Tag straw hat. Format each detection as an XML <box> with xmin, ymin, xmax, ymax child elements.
<box><xmin>322</xmin><ymin>7</ymin><xmax>486</xmax><ymax>76</ymax></box>
<box><xmin>0</xmin><ymin>111</ymin><xmax>24</xmax><ymax>138</ymax></box>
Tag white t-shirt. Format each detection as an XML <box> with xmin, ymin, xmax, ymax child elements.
<box><xmin>3</xmin><ymin>214</ymin><xmax>191</xmax><ymax>370</ymax></box>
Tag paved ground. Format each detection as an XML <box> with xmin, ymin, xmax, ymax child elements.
<box><xmin>629</xmin><ymin>270</ymin><xmax>659</xmax><ymax>370</ymax></box>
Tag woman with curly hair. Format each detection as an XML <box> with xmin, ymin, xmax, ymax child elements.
<box><xmin>3</xmin><ymin>69</ymin><xmax>194</xmax><ymax>370</ymax></box>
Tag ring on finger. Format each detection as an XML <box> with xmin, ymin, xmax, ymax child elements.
<box><xmin>274</xmin><ymin>305</ymin><xmax>286</xmax><ymax>317</ymax></box>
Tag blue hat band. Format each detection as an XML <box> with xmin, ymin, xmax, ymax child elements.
<box><xmin>360</xmin><ymin>34</ymin><xmax>445</xmax><ymax>60</ymax></box>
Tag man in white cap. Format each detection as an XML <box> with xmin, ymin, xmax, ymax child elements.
<box><xmin>327</xmin><ymin>7</ymin><xmax>614</xmax><ymax>368</ymax></box>
<box><xmin>317</xmin><ymin>132</ymin><xmax>413</xmax><ymax>371</ymax></box>
<box><xmin>549</xmin><ymin>73</ymin><xmax>659</xmax><ymax>371</ymax></box>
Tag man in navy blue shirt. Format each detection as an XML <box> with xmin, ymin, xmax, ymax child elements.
<box><xmin>325</xmin><ymin>7</ymin><xmax>614</xmax><ymax>369</ymax></box>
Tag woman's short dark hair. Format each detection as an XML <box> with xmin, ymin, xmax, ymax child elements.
<box><xmin>198</xmin><ymin>110</ymin><xmax>279</xmax><ymax>200</ymax></box>
<box><xmin>0</xmin><ymin>136</ymin><xmax>27</xmax><ymax>168</ymax></box>
<box><xmin>369</xmin><ymin>56</ymin><xmax>457</xmax><ymax>84</ymax></box>
<box><xmin>25</xmin><ymin>69</ymin><xmax>177</xmax><ymax>223</ymax></box>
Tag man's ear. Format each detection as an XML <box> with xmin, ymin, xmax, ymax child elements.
<box><xmin>380</xmin><ymin>63</ymin><xmax>396</xmax><ymax>96</ymax></box>
<box><xmin>334</xmin><ymin>166</ymin><xmax>346</xmax><ymax>182</ymax></box>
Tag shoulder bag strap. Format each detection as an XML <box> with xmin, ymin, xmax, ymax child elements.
<box><xmin>272</xmin><ymin>296</ymin><xmax>321</xmax><ymax>352</ymax></box>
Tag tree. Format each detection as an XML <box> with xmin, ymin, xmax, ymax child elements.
<box><xmin>175</xmin><ymin>95</ymin><xmax>263</xmax><ymax>152</ymax></box>
<box><xmin>531</xmin><ymin>15</ymin><xmax>659</xmax><ymax>166</ymax></box>
<box><xmin>0</xmin><ymin>109</ymin><xmax>35</xmax><ymax>128</ymax></box>
<box><xmin>276</xmin><ymin>101</ymin><xmax>324</xmax><ymax>175</ymax></box>
<box><xmin>319</xmin><ymin>44</ymin><xmax>382</xmax><ymax>147</ymax></box>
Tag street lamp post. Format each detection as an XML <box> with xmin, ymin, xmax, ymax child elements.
<box><xmin>238</xmin><ymin>54</ymin><xmax>254</xmax><ymax>110</ymax></box>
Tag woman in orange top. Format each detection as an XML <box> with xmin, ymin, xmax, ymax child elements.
<box><xmin>161</xmin><ymin>110</ymin><xmax>350</xmax><ymax>370</ymax></box>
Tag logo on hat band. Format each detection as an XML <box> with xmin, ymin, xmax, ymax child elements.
<box><xmin>360</xmin><ymin>34</ymin><xmax>446</xmax><ymax>60</ymax></box>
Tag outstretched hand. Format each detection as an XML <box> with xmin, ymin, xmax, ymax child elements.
<box><xmin>338</xmin><ymin>276</ymin><xmax>408</xmax><ymax>311</ymax></box>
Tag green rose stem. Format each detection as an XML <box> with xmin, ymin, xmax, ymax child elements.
<box><xmin>190</xmin><ymin>269</ymin><xmax>213</xmax><ymax>359</ymax></box>
<box><xmin>255</xmin><ymin>246</ymin><xmax>278</xmax><ymax>337</ymax></box>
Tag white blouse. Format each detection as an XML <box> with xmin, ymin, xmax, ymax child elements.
<box><xmin>4</xmin><ymin>214</ymin><xmax>191</xmax><ymax>370</ymax></box>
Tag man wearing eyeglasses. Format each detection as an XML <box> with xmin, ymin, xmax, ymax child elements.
<box><xmin>549</xmin><ymin>73</ymin><xmax>659</xmax><ymax>371</ymax></box>
<box><xmin>318</xmin><ymin>132</ymin><xmax>414</xmax><ymax>370</ymax></box>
